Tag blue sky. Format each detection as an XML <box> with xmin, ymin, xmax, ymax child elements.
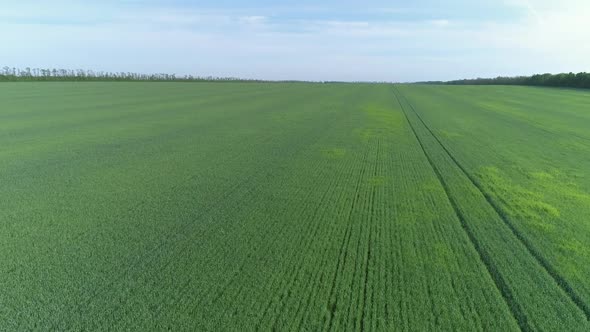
<box><xmin>1</xmin><ymin>0</ymin><xmax>588</xmax><ymax>81</ymax></box>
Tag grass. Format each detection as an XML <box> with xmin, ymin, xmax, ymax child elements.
<box><xmin>1</xmin><ymin>82</ymin><xmax>589</xmax><ymax>330</ymax></box>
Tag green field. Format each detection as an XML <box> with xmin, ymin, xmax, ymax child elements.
<box><xmin>2</xmin><ymin>82</ymin><xmax>590</xmax><ymax>330</ymax></box>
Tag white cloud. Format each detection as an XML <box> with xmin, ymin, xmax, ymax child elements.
<box><xmin>238</xmin><ymin>16</ymin><xmax>267</xmax><ymax>25</ymax></box>
<box><xmin>482</xmin><ymin>0</ymin><xmax>590</xmax><ymax>72</ymax></box>
<box><xmin>428</xmin><ymin>19</ymin><xmax>450</xmax><ymax>27</ymax></box>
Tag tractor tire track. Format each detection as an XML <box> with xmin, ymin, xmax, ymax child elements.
<box><xmin>393</xmin><ymin>86</ymin><xmax>531</xmax><ymax>331</ymax></box>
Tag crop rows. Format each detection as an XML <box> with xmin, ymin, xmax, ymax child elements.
<box><xmin>1</xmin><ymin>82</ymin><xmax>589</xmax><ymax>330</ymax></box>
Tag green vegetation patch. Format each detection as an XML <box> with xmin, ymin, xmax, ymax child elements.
<box><xmin>478</xmin><ymin>166</ymin><xmax>560</xmax><ymax>220</ymax></box>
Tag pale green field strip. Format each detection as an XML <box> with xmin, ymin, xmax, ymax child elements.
<box><xmin>1</xmin><ymin>82</ymin><xmax>589</xmax><ymax>330</ymax></box>
<box><xmin>397</xmin><ymin>84</ymin><xmax>590</xmax><ymax>315</ymax></box>
<box><xmin>394</xmin><ymin>86</ymin><xmax>589</xmax><ymax>331</ymax></box>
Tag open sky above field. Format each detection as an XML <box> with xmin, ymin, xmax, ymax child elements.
<box><xmin>1</xmin><ymin>0</ymin><xmax>589</xmax><ymax>81</ymax></box>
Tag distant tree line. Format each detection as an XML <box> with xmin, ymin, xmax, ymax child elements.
<box><xmin>0</xmin><ymin>66</ymin><xmax>287</xmax><ymax>83</ymax></box>
<box><xmin>419</xmin><ymin>72</ymin><xmax>590</xmax><ymax>89</ymax></box>
<box><xmin>0</xmin><ymin>66</ymin><xmax>394</xmax><ymax>84</ymax></box>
